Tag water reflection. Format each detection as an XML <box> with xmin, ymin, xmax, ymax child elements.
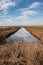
<box><xmin>6</xmin><ymin>27</ymin><xmax>41</xmax><ymax>43</ymax></box>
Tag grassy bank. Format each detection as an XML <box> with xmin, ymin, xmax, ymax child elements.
<box><xmin>25</xmin><ymin>26</ymin><xmax>43</xmax><ymax>44</ymax></box>
<box><xmin>0</xmin><ymin>26</ymin><xmax>21</xmax><ymax>44</ymax></box>
<box><xmin>0</xmin><ymin>42</ymin><xmax>43</xmax><ymax>65</ymax></box>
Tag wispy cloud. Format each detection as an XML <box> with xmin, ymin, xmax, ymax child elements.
<box><xmin>0</xmin><ymin>0</ymin><xmax>16</xmax><ymax>10</ymax></box>
<box><xmin>15</xmin><ymin>1</ymin><xmax>41</xmax><ymax>21</ymax></box>
<box><xmin>15</xmin><ymin>15</ymin><xmax>27</xmax><ymax>20</ymax></box>
<box><xmin>21</xmin><ymin>10</ymin><xmax>38</xmax><ymax>16</ymax></box>
<box><xmin>0</xmin><ymin>1</ymin><xmax>43</xmax><ymax>26</ymax></box>
<box><xmin>17</xmin><ymin>1</ymin><xmax>42</xmax><ymax>11</ymax></box>
<box><xmin>0</xmin><ymin>0</ymin><xmax>16</xmax><ymax>14</ymax></box>
<box><xmin>29</xmin><ymin>1</ymin><xmax>41</xmax><ymax>9</ymax></box>
<box><xmin>15</xmin><ymin>9</ymin><xmax>39</xmax><ymax>21</ymax></box>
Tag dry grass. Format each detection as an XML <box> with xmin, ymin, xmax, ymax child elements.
<box><xmin>25</xmin><ymin>26</ymin><xmax>43</xmax><ymax>44</ymax></box>
<box><xmin>0</xmin><ymin>41</ymin><xmax>43</xmax><ymax>65</ymax></box>
<box><xmin>0</xmin><ymin>26</ymin><xmax>20</xmax><ymax>44</ymax></box>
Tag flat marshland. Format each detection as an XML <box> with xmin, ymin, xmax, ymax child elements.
<box><xmin>0</xmin><ymin>26</ymin><xmax>43</xmax><ymax>65</ymax></box>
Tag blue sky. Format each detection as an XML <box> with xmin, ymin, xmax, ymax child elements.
<box><xmin>0</xmin><ymin>0</ymin><xmax>43</xmax><ymax>26</ymax></box>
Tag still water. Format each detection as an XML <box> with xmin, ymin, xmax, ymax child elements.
<box><xmin>6</xmin><ymin>27</ymin><xmax>41</xmax><ymax>43</ymax></box>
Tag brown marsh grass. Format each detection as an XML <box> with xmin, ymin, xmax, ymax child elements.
<box><xmin>0</xmin><ymin>41</ymin><xmax>43</xmax><ymax>65</ymax></box>
<box><xmin>25</xmin><ymin>26</ymin><xmax>43</xmax><ymax>44</ymax></box>
<box><xmin>0</xmin><ymin>26</ymin><xmax>20</xmax><ymax>44</ymax></box>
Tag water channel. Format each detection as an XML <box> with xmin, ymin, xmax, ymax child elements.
<box><xmin>6</xmin><ymin>27</ymin><xmax>41</xmax><ymax>44</ymax></box>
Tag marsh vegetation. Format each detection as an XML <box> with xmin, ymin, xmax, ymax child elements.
<box><xmin>0</xmin><ymin>26</ymin><xmax>43</xmax><ymax>65</ymax></box>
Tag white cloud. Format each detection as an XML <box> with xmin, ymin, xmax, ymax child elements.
<box><xmin>0</xmin><ymin>0</ymin><xmax>16</xmax><ymax>14</ymax></box>
<box><xmin>15</xmin><ymin>2</ymin><xmax>40</xmax><ymax>21</ymax></box>
<box><xmin>29</xmin><ymin>2</ymin><xmax>41</xmax><ymax>9</ymax></box>
<box><xmin>15</xmin><ymin>10</ymin><xmax>38</xmax><ymax>21</ymax></box>
<box><xmin>15</xmin><ymin>15</ymin><xmax>27</xmax><ymax>20</ymax></box>
<box><xmin>0</xmin><ymin>1</ymin><xmax>43</xmax><ymax>26</ymax></box>
<box><xmin>0</xmin><ymin>0</ymin><xmax>15</xmax><ymax>10</ymax></box>
<box><xmin>21</xmin><ymin>10</ymin><xmax>38</xmax><ymax>16</ymax></box>
<box><xmin>14</xmin><ymin>8</ymin><xmax>39</xmax><ymax>25</ymax></box>
<box><xmin>17</xmin><ymin>1</ymin><xmax>42</xmax><ymax>11</ymax></box>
